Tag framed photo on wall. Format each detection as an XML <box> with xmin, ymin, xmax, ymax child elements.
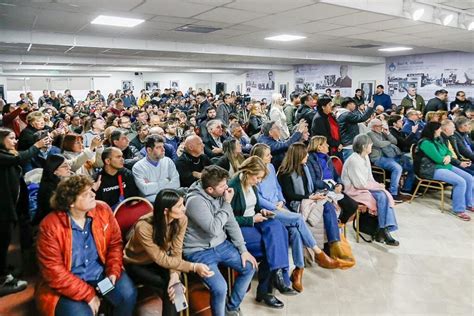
<box><xmin>359</xmin><ymin>80</ymin><xmax>375</xmax><ymax>102</ymax></box>
<box><xmin>279</xmin><ymin>82</ymin><xmax>289</xmax><ymax>98</ymax></box>
<box><xmin>122</xmin><ymin>80</ymin><xmax>133</xmax><ymax>91</ymax></box>
<box><xmin>145</xmin><ymin>81</ymin><xmax>159</xmax><ymax>91</ymax></box>
<box><xmin>170</xmin><ymin>80</ymin><xmax>180</xmax><ymax>89</ymax></box>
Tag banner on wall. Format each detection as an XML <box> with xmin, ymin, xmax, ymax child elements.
<box><xmin>294</xmin><ymin>64</ymin><xmax>352</xmax><ymax>96</ymax></box>
<box><xmin>386</xmin><ymin>52</ymin><xmax>474</xmax><ymax>101</ymax></box>
<box><xmin>245</xmin><ymin>70</ymin><xmax>275</xmax><ymax>100</ymax></box>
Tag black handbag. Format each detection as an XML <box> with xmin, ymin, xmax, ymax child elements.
<box><xmin>353</xmin><ymin>212</ymin><xmax>378</xmax><ymax>242</ymax></box>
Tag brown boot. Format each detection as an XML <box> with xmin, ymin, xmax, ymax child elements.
<box><xmin>329</xmin><ymin>242</ymin><xmax>354</xmax><ymax>261</ymax></box>
<box><xmin>315</xmin><ymin>251</ymin><xmax>339</xmax><ymax>269</ymax></box>
<box><xmin>290</xmin><ymin>267</ymin><xmax>304</xmax><ymax>292</ymax></box>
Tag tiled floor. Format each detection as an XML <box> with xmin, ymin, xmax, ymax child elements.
<box><xmin>240</xmin><ymin>193</ymin><xmax>474</xmax><ymax>316</ymax></box>
<box><xmin>1</xmin><ymin>193</ymin><xmax>472</xmax><ymax>316</ymax></box>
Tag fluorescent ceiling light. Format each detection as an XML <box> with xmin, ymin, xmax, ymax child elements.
<box><xmin>442</xmin><ymin>14</ymin><xmax>453</xmax><ymax>26</ymax></box>
<box><xmin>91</xmin><ymin>15</ymin><xmax>144</xmax><ymax>27</ymax></box>
<box><xmin>378</xmin><ymin>47</ymin><xmax>413</xmax><ymax>52</ymax></box>
<box><xmin>412</xmin><ymin>8</ymin><xmax>424</xmax><ymax>21</ymax></box>
<box><xmin>265</xmin><ymin>35</ymin><xmax>306</xmax><ymax>42</ymax></box>
<box><xmin>469</xmin><ymin>21</ymin><xmax>474</xmax><ymax>31</ymax></box>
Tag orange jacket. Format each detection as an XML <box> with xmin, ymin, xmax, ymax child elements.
<box><xmin>35</xmin><ymin>201</ymin><xmax>123</xmax><ymax>316</ymax></box>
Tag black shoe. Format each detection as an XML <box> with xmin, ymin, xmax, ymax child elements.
<box><xmin>273</xmin><ymin>269</ymin><xmax>297</xmax><ymax>295</ymax></box>
<box><xmin>256</xmin><ymin>293</ymin><xmax>284</xmax><ymax>309</ymax></box>
<box><xmin>384</xmin><ymin>230</ymin><xmax>400</xmax><ymax>246</ymax></box>
<box><xmin>374</xmin><ymin>228</ymin><xmax>385</xmax><ymax>243</ymax></box>
<box><xmin>0</xmin><ymin>274</ymin><xmax>28</xmax><ymax>297</ymax></box>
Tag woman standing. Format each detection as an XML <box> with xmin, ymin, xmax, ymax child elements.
<box><xmin>124</xmin><ymin>189</ymin><xmax>213</xmax><ymax>316</ymax></box>
<box><xmin>36</xmin><ymin>175</ymin><xmax>137</xmax><ymax>316</ymax></box>
<box><xmin>269</xmin><ymin>93</ymin><xmax>290</xmax><ymax>140</ymax></box>
<box><xmin>228</xmin><ymin>156</ymin><xmax>295</xmax><ymax>309</ymax></box>
<box><xmin>248</xmin><ymin>102</ymin><xmax>265</xmax><ymax>137</ymax></box>
<box><xmin>0</xmin><ymin>128</ymin><xmax>48</xmax><ymax>296</ymax></box>
<box><xmin>341</xmin><ymin>134</ymin><xmax>399</xmax><ymax>245</ymax></box>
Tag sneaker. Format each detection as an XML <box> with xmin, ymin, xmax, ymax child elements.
<box><xmin>0</xmin><ymin>274</ymin><xmax>28</xmax><ymax>297</ymax></box>
<box><xmin>225</xmin><ymin>307</ymin><xmax>241</xmax><ymax>316</ymax></box>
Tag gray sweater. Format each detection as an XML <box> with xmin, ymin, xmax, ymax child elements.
<box><xmin>367</xmin><ymin>131</ymin><xmax>398</xmax><ymax>162</ymax></box>
<box><xmin>183</xmin><ymin>181</ymin><xmax>247</xmax><ymax>255</ymax></box>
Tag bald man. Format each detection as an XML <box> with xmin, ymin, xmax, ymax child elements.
<box><xmin>174</xmin><ymin>135</ymin><xmax>211</xmax><ymax>187</ymax></box>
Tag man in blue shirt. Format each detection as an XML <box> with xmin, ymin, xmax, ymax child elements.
<box><xmin>373</xmin><ymin>85</ymin><xmax>393</xmax><ymax>111</ymax></box>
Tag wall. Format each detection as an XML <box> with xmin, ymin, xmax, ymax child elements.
<box><xmin>351</xmin><ymin>63</ymin><xmax>386</xmax><ymax>95</ymax></box>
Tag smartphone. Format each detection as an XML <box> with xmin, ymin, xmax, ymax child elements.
<box><xmin>263</xmin><ymin>211</ymin><xmax>276</xmax><ymax>219</ymax></box>
<box><xmin>99</xmin><ymin>133</ymin><xmax>106</xmax><ymax>141</ymax></box>
<box><xmin>97</xmin><ymin>277</ymin><xmax>115</xmax><ymax>296</ymax></box>
<box><xmin>34</xmin><ymin>130</ymin><xmax>49</xmax><ymax>141</ymax></box>
<box><xmin>172</xmin><ymin>282</ymin><xmax>188</xmax><ymax>313</ymax></box>
<box><xmin>315</xmin><ymin>189</ymin><xmax>328</xmax><ymax>196</ymax></box>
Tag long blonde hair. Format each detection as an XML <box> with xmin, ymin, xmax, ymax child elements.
<box><xmin>237</xmin><ymin>156</ymin><xmax>268</xmax><ymax>190</ymax></box>
<box><xmin>222</xmin><ymin>138</ymin><xmax>245</xmax><ymax>171</ymax></box>
<box><xmin>278</xmin><ymin>142</ymin><xmax>307</xmax><ymax>176</ymax></box>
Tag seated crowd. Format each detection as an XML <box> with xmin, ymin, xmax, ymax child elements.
<box><xmin>0</xmin><ymin>85</ymin><xmax>472</xmax><ymax>315</ymax></box>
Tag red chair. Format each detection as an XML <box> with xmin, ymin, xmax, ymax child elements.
<box><xmin>330</xmin><ymin>155</ymin><xmax>343</xmax><ymax>176</ymax></box>
<box><xmin>113</xmin><ymin>196</ymin><xmax>153</xmax><ymax>241</ymax></box>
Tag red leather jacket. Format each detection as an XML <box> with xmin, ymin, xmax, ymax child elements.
<box><xmin>35</xmin><ymin>201</ymin><xmax>123</xmax><ymax>316</ymax></box>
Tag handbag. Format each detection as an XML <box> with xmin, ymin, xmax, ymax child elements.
<box><xmin>353</xmin><ymin>211</ymin><xmax>378</xmax><ymax>243</ymax></box>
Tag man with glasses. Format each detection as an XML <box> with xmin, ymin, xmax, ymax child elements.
<box><xmin>400</xmin><ymin>87</ymin><xmax>425</xmax><ymax>113</ymax></box>
<box><xmin>203</xmin><ymin>119</ymin><xmax>226</xmax><ymax>159</ymax></box>
<box><xmin>450</xmin><ymin>91</ymin><xmax>472</xmax><ymax>113</ymax></box>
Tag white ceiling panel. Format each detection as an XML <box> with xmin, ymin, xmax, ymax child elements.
<box><xmin>276</xmin><ymin>3</ymin><xmax>359</xmax><ymax>22</ymax></box>
<box><xmin>330</xmin><ymin>12</ymin><xmax>395</xmax><ymax>27</ymax></box>
<box><xmin>389</xmin><ymin>23</ymin><xmax>451</xmax><ymax>34</ymax></box>
<box><xmin>132</xmin><ymin>0</ymin><xmax>215</xmax><ymax>17</ymax></box>
<box><xmin>291</xmin><ymin>21</ymin><xmax>348</xmax><ymax>34</ymax></box>
<box><xmin>192</xmin><ymin>7</ymin><xmax>268</xmax><ymax>24</ymax></box>
<box><xmin>360</xmin><ymin>18</ymin><xmax>421</xmax><ymax>31</ymax></box>
<box><xmin>224</xmin><ymin>0</ymin><xmax>314</xmax><ymax>14</ymax></box>
<box><xmin>323</xmin><ymin>27</ymin><xmax>373</xmax><ymax>37</ymax></box>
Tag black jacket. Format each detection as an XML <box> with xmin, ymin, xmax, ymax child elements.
<box><xmin>389</xmin><ymin>127</ymin><xmax>417</xmax><ymax>153</ymax></box>
<box><xmin>439</xmin><ymin>133</ymin><xmax>463</xmax><ymax>167</ymax></box>
<box><xmin>295</xmin><ymin>105</ymin><xmax>316</xmax><ymax>130</ymax></box>
<box><xmin>353</xmin><ymin>95</ymin><xmax>364</xmax><ymax>107</ymax></box>
<box><xmin>337</xmin><ymin>107</ymin><xmax>374</xmax><ymax>146</ymax></box>
<box><xmin>311</xmin><ymin>110</ymin><xmax>341</xmax><ymax>149</ymax></box>
<box><xmin>277</xmin><ymin>171</ymin><xmax>311</xmax><ymax>212</ymax></box>
<box><xmin>203</xmin><ymin>134</ymin><xmax>226</xmax><ymax>159</ymax></box>
<box><xmin>174</xmin><ymin>152</ymin><xmax>211</xmax><ymax>187</ymax></box>
<box><xmin>95</xmin><ymin>168</ymin><xmax>139</xmax><ymax>209</ymax></box>
<box><xmin>453</xmin><ymin>130</ymin><xmax>474</xmax><ymax>161</ymax></box>
<box><xmin>216</xmin><ymin>102</ymin><xmax>234</xmax><ymax>125</ymax></box>
<box><xmin>121</xmin><ymin>145</ymin><xmax>142</xmax><ymax>170</ymax></box>
<box><xmin>424</xmin><ymin>97</ymin><xmax>447</xmax><ymax>115</ymax></box>
<box><xmin>34</xmin><ymin>166</ymin><xmax>61</xmax><ymax>225</ymax></box>
<box><xmin>130</xmin><ymin>135</ymin><xmax>146</xmax><ymax>151</ymax></box>
<box><xmin>197</xmin><ymin>100</ymin><xmax>212</xmax><ymax>123</ymax></box>
<box><xmin>0</xmin><ymin>147</ymin><xmax>39</xmax><ymax>222</ymax></box>
<box><xmin>449</xmin><ymin>98</ymin><xmax>473</xmax><ymax>112</ymax></box>
<box><xmin>248</xmin><ymin>115</ymin><xmax>263</xmax><ymax>137</ymax></box>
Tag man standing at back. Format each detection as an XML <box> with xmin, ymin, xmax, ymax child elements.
<box><xmin>400</xmin><ymin>87</ymin><xmax>425</xmax><ymax>112</ymax></box>
<box><xmin>216</xmin><ymin>93</ymin><xmax>234</xmax><ymax>126</ymax></box>
<box><xmin>424</xmin><ymin>89</ymin><xmax>448</xmax><ymax>115</ymax></box>
<box><xmin>184</xmin><ymin>166</ymin><xmax>257</xmax><ymax>316</ymax></box>
<box><xmin>284</xmin><ymin>91</ymin><xmax>300</xmax><ymax>132</ymax></box>
<box><xmin>373</xmin><ymin>85</ymin><xmax>392</xmax><ymax>111</ymax></box>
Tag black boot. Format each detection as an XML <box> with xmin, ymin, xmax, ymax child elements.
<box><xmin>374</xmin><ymin>228</ymin><xmax>385</xmax><ymax>243</ymax></box>
<box><xmin>384</xmin><ymin>229</ymin><xmax>400</xmax><ymax>246</ymax></box>
<box><xmin>273</xmin><ymin>269</ymin><xmax>297</xmax><ymax>295</ymax></box>
<box><xmin>256</xmin><ymin>293</ymin><xmax>284</xmax><ymax>309</ymax></box>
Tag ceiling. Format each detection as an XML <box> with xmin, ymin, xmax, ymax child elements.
<box><xmin>0</xmin><ymin>0</ymin><xmax>473</xmax><ymax>73</ymax></box>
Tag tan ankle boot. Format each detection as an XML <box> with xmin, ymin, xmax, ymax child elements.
<box><xmin>329</xmin><ymin>242</ymin><xmax>355</xmax><ymax>269</ymax></box>
<box><xmin>290</xmin><ymin>267</ymin><xmax>304</xmax><ymax>292</ymax></box>
<box><xmin>315</xmin><ymin>251</ymin><xmax>339</xmax><ymax>269</ymax></box>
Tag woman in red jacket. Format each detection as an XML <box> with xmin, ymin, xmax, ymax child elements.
<box><xmin>36</xmin><ymin>175</ymin><xmax>136</xmax><ymax>316</ymax></box>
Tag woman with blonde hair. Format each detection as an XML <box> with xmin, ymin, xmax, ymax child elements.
<box><xmin>248</xmin><ymin>102</ymin><xmax>265</xmax><ymax>136</ymax></box>
<box><xmin>216</xmin><ymin>138</ymin><xmax>245</xmax><ymax>176</ymax></box>
<box><xmin>425</xmin><ymin>111</ymin><xmax>440</xmax><ymax>123</ymax></box>
<box><xmin>269</xmin><ymin>93</ymin><xmax>289</xmax><ymax>140</ymax></box>
<box><xmin>228</xmin><ymin>156</ymin><xmax>295</xmax><ymax>308</ymax></box>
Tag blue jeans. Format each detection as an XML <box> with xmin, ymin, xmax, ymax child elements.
<box><xmin>433</xmin><ymin>167</ymin><xmax>473</xmax><ymax>212</ymax></box>
<box><xmin>184</xmin><ymin>241</ymin><xmax>255</xmax><ymax>316</ymax></box>
<box><xmin>342</xmin><ymin>148</ymin><xmax>353</xmax><ymax>162</ymax></box>
<box><xmin>369</xmin><ymin>191</ymin><xmax>398</xmax><ymax>232</ymax></box>
<box><xmin>374</xmin><ymin>155</ymin><xmax>415</xmax><ymax>195</ymax></box>
<box><xmin>55</xmin><ymin>272</ymin><xmax>137</xmax><ymax>316</ymax></box>
<box><xmin>323</xmin><ymin>202</ymin><xmax>340</xmax><ymax>243</ymax></box>
<box><xmin>241</xmin><ymin>219</ymin><xmax>289</xmax><ymax>294</ymax></box>
<box><xmin>274</xmin><ymin>209</ymin><xmax>317</xmax><ymax>269</ymax></box>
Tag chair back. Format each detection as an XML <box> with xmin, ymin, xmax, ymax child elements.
<box><xmin>330</xmin><ymin>156</ymin><xmax>343</xmax><ymax>176</ymax></box>
<box><xmin>113</xmin><ymin>196</ymin><xmax>153</xmax><ymax>241</ymax></box>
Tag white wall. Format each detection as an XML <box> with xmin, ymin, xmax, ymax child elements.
<box><xmin>351</xmin><ymin>63</ymin><xmax>386</xmax><ymax>96</ymax></box>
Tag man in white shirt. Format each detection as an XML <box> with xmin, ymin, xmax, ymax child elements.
<box><xmin>132</xmin><ymin>135</ymin><xmax>180</xmax><ymax>202</ymax></box>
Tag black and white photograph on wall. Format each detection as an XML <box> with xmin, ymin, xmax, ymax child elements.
<box><xmin>235</xmin><ymin>84</ymin><xmax>242</xmax><ymax>94</ymax></box>
<box><xmin>294</xmin><ymin>64</ymin><xmax>353</xmax><ymax>95</ymax></box>
<box><xmin>122</xmin><ymin>80</ymin><xmax>133</xmax><ymax>91</ymax></box>
<box><xmin>279</xmin><ymin>83</ymin><xmax>288</xmax><ymax>98</ymax></box>
<box><xmin>145</xmin><ymin>81</ymin><xmax>159</xmax><ymax>91</ymax></box>
<box><xmin>170</xmin><ymin>80</ymin><xmax>179</xmax><ymax>89</ymax></box>
<box><xmin>359</xmin><ymin>80</ymin><xmax>375</xmax><ymax>102</ymax></box>
<box><xmin>246</xmin><ymin>70</ymin><xmax>276</xmax><ymax>100</ymax></box>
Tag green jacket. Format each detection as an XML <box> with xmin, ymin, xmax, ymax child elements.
<box><xmin>401</xmin><ymin>94</ymin><xmax>425</xmax><ymax>112</ymax></box>
<box><xmin>419</xmin><ymin>138</ymin><xmax>453</xmax><ymax>170</ymax></box>
<box><xmin>228</xmin><ymin>175</ymin><xmax>261</xmax><ymax>227</ymax></box>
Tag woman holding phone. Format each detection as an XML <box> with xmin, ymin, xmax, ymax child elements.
<box><xmin>228</xmin><ymin>156</ymin><xmax>295</xmax><ymax>309</ymax></box>
<box><xmin>124</xmin><ymin>189</ymin><xmax>214</xmax><ymax>316</ymax></box>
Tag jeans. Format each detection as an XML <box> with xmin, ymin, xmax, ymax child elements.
<box><xmin>323</xmin><ymin>202</ymin><xmax>340</xmax><ymax>243</ymax></box>
<box><xmin>184</xmin><ymin>241</ymin><xmax>255</xmax><ymax>316</ymax></box>
<box><xmin>274</xmin><ymin>209</ymin><xmax>317</xmax><ymax>269</ymax></box>
<box><xmin>342</xmin><ymin>148</ymin><xmax>353</xmax><ymax>162</ymax></box>
<box><xmin>433</xmin><ymin>167</ymin><xmax>473</xmax><ymax>212</ymax></box>
<box><xmin>369</xmin><ymin>191</ymin><xmax>398</xmax><ymax>232</ymax></box>
<box><xmin>241</xmin><ymin>219</ymin><xmax>290</xmax><ymax>294</ymax></box>
<box><xmin>125</xmin><ymin>263</ymin><xmax>176</xmax><ymax>316</ymax></box>
<box><xmin>55</xmin><ymin>272</ymin><xmax>137</xmax><ymax>316</ymax></box>
<box><xmin>374</xmin><ymin>155</ymin><xmax>415</xmax><ymax>195</ymax></box>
